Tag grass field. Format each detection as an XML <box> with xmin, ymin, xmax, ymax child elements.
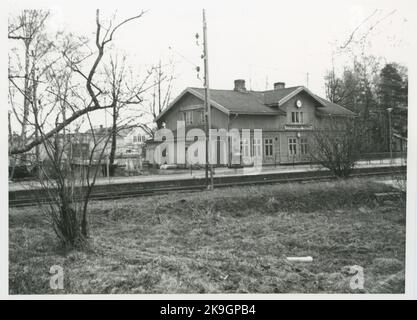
<box><xmin>9</xmin><ymin>177</ymin><xmax>406</xmax><ymax>294</ymax></box>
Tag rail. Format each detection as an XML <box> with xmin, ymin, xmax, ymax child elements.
<box><xmin>9</xmin><ymin>165</ymin><xmax>406</xmax><ymax>208</ymax></box>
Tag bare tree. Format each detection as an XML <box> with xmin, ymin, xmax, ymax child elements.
<box><xmin>9</xmin><ymin>9</ymin><xmax>154</xmax><ymax>246</ymax></box>
<box><xmin>9</xmin><ymin>9</ymin><xmax>147</xmax><ymax>156</ymax></box>
<box><xmin>150</xmin><ymin>60</ymin><xmax>174</xmax><ymax>120</ymax></box>
<box><xmin>8</xmin><ymin>10</ymin><xmax>50</xmax><ymax>165</ymax></box>
<box><xmin>135</xmin><ymin>59</ymin><xmax>176</xmax><ymax>140</ymax></box>
<box><xmin>101</xmin><ymin>54</ymin><xmax>155</xmax><ymax>176</ymax></box>
<box><xmin>310</xmin><ymin>117</ymin><xmax>364</xmax><ymax>178</ymax></box>
<box><xmin>36</xmin><ymin>116</ymin><xmax>113</xmax><ymax>247</ymax></box>
<box><xmin>324</xmin><ymin>8</ymin><xmax>402</xmax><ymax>154</ymax></box>
<box><xmin>337</xmin><ymin>9</ymin><xmax>397</xmax><ymax>55</ymax></box>
<box><xmin>9</xmin><ymin>25</ymin><xmax>89</xmax><ymax>178</ymax></box>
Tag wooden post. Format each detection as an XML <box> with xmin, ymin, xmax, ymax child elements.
<box><xmin>203</xmin><ymin>9</ymin><xmax>214</xmax><ymax>190</ymax></box>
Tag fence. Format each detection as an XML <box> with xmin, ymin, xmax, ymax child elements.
<box><xmin>358</xmin><ymin>152</ymin><xmax>407</xmax><ymax>165</ymax></box>
<box><xmin>272</xmin><ymin>151</ymin><xmax>407</xmax><ymax>167</ymax></box>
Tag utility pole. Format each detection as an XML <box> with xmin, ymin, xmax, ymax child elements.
<box><xmin>306</xmin><ymin>72</ymin><xmax>309</xmax><ymax>88</ymax></box>
<box><xmin>387</xmin><ymin>107</ymin><xmax>393</xmax><ymax>163</ymax></box>
<box><xmin>203</xmin><ymin>9</ymin><xmax>214</xmax><ymax>190</ymax></box>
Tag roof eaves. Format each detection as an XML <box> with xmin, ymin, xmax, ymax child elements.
<box><xmin>315</xmin><ymin>110</ymin><xmax>357</xmax><ymax>117</ymax></box>
<box><xmin>155</xmin><ymin>88</ymin><xmax>230</xmax><ymax>123</ymax></box>
<box><xmin>278</xmin><ymin>86</ymin><xmax>325</xmax><ymax>107</ymax></box>
<box><xmin>277</xmin><ymin>87</ymin><xmax>302</xmax><ymax>106</ymax></box>
<box><xmin>188</xmin><ymin>88</ymin><xmax>230</xmax><ymax>115</ymax></box>
<box><xmin>229</xmin><ymin>111</ymin><xmax>283</xmax><ymax>116</ymax></box>
<box><xmin>154</xmin><ymin>88</ymin><xmax>190</xmax><ymax>122</ymax></box>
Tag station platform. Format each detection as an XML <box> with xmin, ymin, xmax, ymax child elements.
<box><xmin>9</xmin><ymin>158</ymin><xmax>406</xmax><ymax>192</ymax></box>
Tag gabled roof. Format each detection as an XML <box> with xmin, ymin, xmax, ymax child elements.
<box><xmin>263</xmin><ymin>86</ymin><xmax>302</xmax><ymax>105</ymax></box>
<box><xmin>155</xmin><ymin>88</ymin><xmax>227</xmax><ymax>122</ymax></box>
<box><xmin>155</xmin><ymin>85</ymin><xmax>355</xmax><ymax>121</ymax></box>
<box><xmin>189</xmin><ymin>87</ymin><xmax>286</xmax><ymax>115</ymax></box>
<box><xmin>312</xmin><ymin>95</ymin><xmax>356</xmax><ymax>116</ymax></box>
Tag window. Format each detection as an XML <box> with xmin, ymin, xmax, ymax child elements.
<box><xmin>291</xmin><ymin>112</ymin><xmax>297</xmax><ymax>123</ymax></box>
<box><xmin>72</xmin><ymin>143</ymin><xmax>89</xmax><ymax>158</ymax></box>
<box><xmin>241</xmin><ymin>138</ymin><xmax>250</xmax><ymax>157</ymax></box>
<box><xmin>264</xmin><ymin>138</ymin><xmax>273</xmax><ymax>156</ymax></box>
<box><xmin>252</xmin><ymin>138</ymin><xmax>262</xmax><ymax>157</ymax></box>
<box><xmin>300</xmin><ymin>138</ymin><xmax>308</xmax><ymax>155</ymax></box>
<box><xmin>133</xmin><ymin>135</ymin><xmax>143</xmax><ymax>143</ymax></box>
<box><xmin>291</xmin><ymin>111</ymin><xmax>304</xmax><ymax>124</ymax></box>
<box><xmin>288</xmin><ymin>138</ymin><xmax>297</xmax><ymax>155</ymax></box>
<box><xmin>185</xmin><ymin>111</ymin><xmax>193</xmax><ymax>125</ymax></box>
<box><xmin>200</xmin><ymin>110</ymin><xmax>205</xmax><ymax>124</ymax></box>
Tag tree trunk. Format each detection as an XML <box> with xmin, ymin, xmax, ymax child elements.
<box><xmin>81</xmin><ymin>201</ymin><xmax>88</xmax><ymax>238</ymax></box>
<box><xmin>19</xmin><ymin>41</ymin><xmax>31</xmax><ymax>165</ymax></box>
<box><xmin>31</xmin><ymin>68</ymin><xmax>41</xmax><ymax>179</ymax></box>
<box><xmin>108</xmin><ymin>104</ymin><xmax>117</xmax><ymax>176</ymax></box>
<box><xmin>8</xmin><ymin>112</ymin><xmax>17</xmax><ymax>180</ymax></box>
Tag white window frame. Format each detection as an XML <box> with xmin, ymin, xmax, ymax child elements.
<box><xmin>291</xmin><ymin>111</ymin><xmax>304</xmax><ymax>124</ymax></box>
<box><xmin>200</xmin><ymin>110</ymin><xmax>205</xmax><ymax>124</ymax></box>
<box><xmin>252</xmin><ymin>138</ymin><xmax>262</xmax><ymax>157</ymax></box>
<box><xmin>300</xmin><ymin>137</ymin><xmax>308</xmax><ymax>155</ymax></box>
<box><xmin>185</xmin><ymin>111</ymin><xmax>193</xmax><ymax>125</ymax></box>
<box><xmin>264</xmin><ymin>138</ymin><xmax>273</xmax><ymax>157</ymax></box>
<box><xmin>241</xmin><ymin>138</ymin><xmax>250</xmax><ymax>158</ymax></box>
<box><xmin>288</xmin><ymin>137</ymin><xmax>297</xmax><ymax>156</ymax></box>
<box><xmin>133</xmin><ymin>135</ymin><xmax>142</xmax><ymax>143</ymax></box>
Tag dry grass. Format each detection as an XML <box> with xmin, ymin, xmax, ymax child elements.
<box><xmin>9</xmin><ymin>177</ymin><xmax>406</xmax><ymax>294</ymax></box>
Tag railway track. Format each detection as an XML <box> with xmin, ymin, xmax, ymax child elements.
<box><xmin>9</xmin><ymin>165</ymin><xmax>406</xmax><ymax>208</ymax></box>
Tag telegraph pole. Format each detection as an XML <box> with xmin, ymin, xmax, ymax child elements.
<box><xmin>387</xmin><ymin>107</ymin><xmax>393</xmax><ymax>163</ymax></box>
<box><xmin>203</xmin><ymin>9</ymin><xmax>214</xmax><ymax>190</ymax></box>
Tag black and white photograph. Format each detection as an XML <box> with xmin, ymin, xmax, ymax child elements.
<box><xmin>2</xmin><ymin>0</ymin><xmax>417</xmax><ymax>300</ymax></box>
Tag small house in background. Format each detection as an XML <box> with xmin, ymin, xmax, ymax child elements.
<box><xmin>119</xmin><ymin>126</ymin><xmax>150</xmax><ymax>155</ymax></box>
<box><xmin>70</xmin><ymin>125</ymin><xmax>151</xmax><ymax>175</ymax></box>
<box><xmin>82</xmin><ymin>125</ymin><xmax>150</xmax><ymax>157</ymax></box>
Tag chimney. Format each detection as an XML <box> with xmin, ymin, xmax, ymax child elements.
<box><xmin>274</xmin><ymin>82</ymin><xmax>285</xmax><ymax>90</ymax></box>
<box><xmin>234</xmin><ymin>79</ymin><xmax>246</xmax><ymax>92</ymax></box>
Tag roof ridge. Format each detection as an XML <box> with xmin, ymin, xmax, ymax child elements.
<box><xmin>166</xmin><ymin>85</ymin><xmax>355</xmax><ymax>119</ymax></box>
<box><xmin>188</xmin><ymin>86</ymin><xmax>302</xmax><ymax>94</ymax></box>
<box><xmin>260</xmin><ymin>86</ymin><xmax>302</xmax><ymax>93</ymax></box>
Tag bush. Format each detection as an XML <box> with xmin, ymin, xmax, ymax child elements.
<box><xmin>310</xmin><ymin>118</ymin><xmax>364</xmax><ymax>178</ymax></box>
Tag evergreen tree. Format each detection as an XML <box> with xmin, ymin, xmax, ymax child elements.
<box><xmin>378</xmin><ymin>63</ymin><xmax>404</xmax><ymax>109</ymax></box>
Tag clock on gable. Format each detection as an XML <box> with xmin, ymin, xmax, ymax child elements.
<box><xmin>295</xmin><ymin>99</ymin><xmax>302</xmax><ymax>108</ymax></box>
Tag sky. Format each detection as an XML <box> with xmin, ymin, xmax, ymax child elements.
<box><xmin>6</xmin><ymin>0</ymin><xmax>415</xmax><ymax>128</ymax></box>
